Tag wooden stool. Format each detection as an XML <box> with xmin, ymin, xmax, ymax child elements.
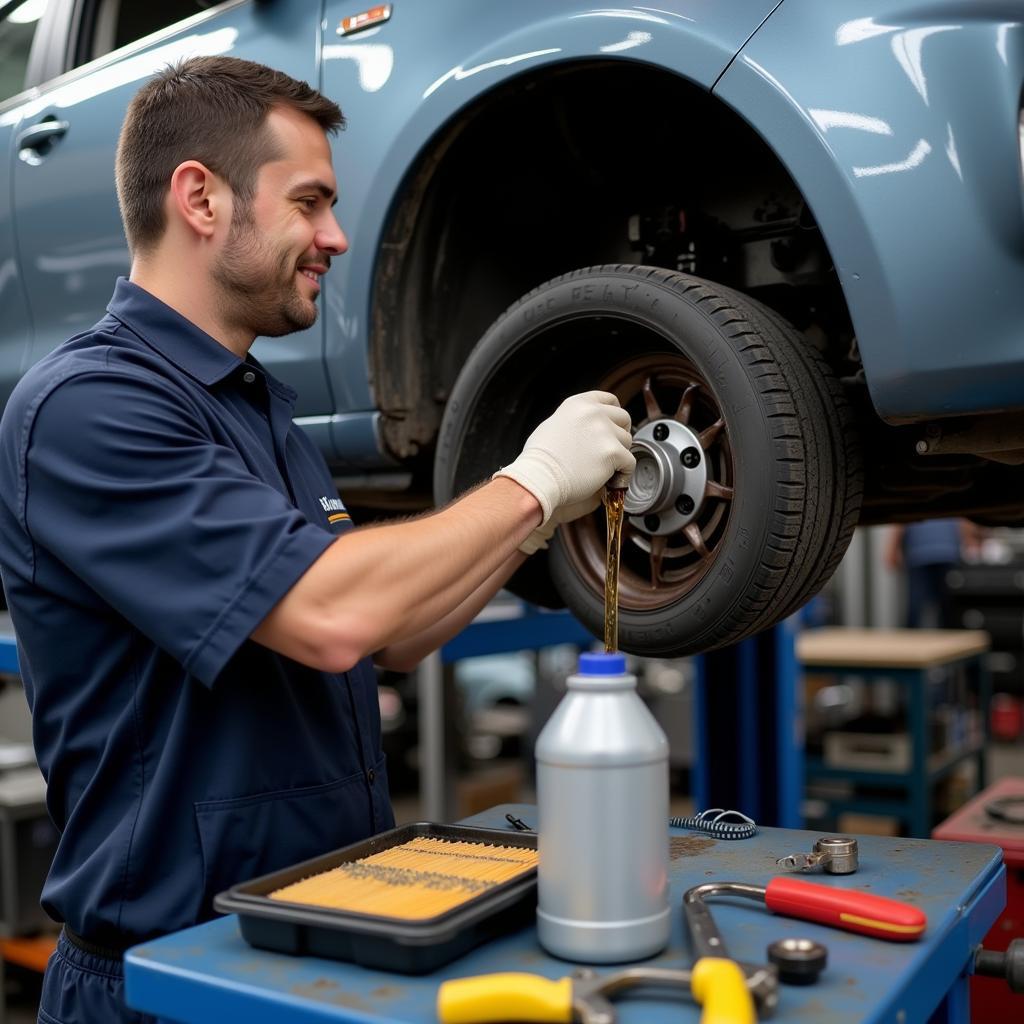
<box><xmin>0</xmin><ymin>934</ymin><xmax>57</xmax><ymax>1023</ymax></box>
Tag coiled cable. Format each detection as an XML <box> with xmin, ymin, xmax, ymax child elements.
<box><xmin>669</xmin><ymin>808</ymin><xmax>757</xmax><ymax>840</ymax></box>
<box><xmin>507</xmin><ymin>806</ymin><xmax>758</xmax><ymax>839</ymax></box>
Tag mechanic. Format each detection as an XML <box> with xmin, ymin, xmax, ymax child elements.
<box><xmin>885</xmin><ymin>519</ymin><xmax>982</xmax><ymax>628</ymax></box>
<box><xmin>0</xmin><ymin>56</ymin><xmax>634</xmax><ymax>1024</ymax></box>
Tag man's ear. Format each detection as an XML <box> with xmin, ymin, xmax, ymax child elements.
<box><xmin>168</xmin><ymin>160</ymin><xmax>227</xmax><ymax>240</ymax></box>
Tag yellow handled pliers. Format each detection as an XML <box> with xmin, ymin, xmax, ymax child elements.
<box><xmin>437</xmin><ymin>958</ymin><xmax>757</xmax><ymax>1024</ymax></box>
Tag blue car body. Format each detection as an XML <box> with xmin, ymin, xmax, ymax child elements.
<box><xmin>4</xmin><ymin>1</ymin><xmax>1021</xmax><ymax>440</ymax></box>
<box><xmin>1</xmin><ymin>0</ymin><xmax>1023</xmax><ymax>649</ymax></box>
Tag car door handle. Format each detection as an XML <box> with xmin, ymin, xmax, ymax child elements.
<box><xmin>17</xmin><ymin>120</ymin><xmax>69</xmax><ymax>163</ymax></box>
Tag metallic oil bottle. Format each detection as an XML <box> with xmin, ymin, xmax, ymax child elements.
<box><xmin>535</xmin><ymin>651</ymin><xmax>670</xmax><ymax>962</ymax></box>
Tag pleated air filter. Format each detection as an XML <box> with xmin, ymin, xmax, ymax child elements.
<box><xmin>215</xmin><ymin>822</ymin><xmax>540</xmax><ymax>972</ymax></box>
<box><xmin>269</xmin><ymin>836</ymin><xmax>537</xmax><ymax>919</ymax></box>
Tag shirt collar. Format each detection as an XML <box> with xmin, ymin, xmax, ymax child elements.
<box><xmin>106</xmin><ymin>277</ymin><xmax>245</xmax><ymax>387</ymax></box>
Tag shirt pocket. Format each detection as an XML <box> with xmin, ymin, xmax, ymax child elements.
<box><xmin>194</xmin><ymin>769</ymin><xmax>374</xmax><ymax>917</ymax></box>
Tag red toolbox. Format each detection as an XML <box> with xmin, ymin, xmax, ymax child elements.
<box><xmin>933</xmin><ymin>776</ymin><xmax>1024</xmax><ymax>1021</ymax></box>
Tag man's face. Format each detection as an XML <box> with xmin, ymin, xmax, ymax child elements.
<box><xmin>212</xmin><ymin>107</ymin><xmax>347</xmax><ymax>338</ymax></box>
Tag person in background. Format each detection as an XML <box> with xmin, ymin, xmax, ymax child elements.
<box><xmin>885</xmin><ymin>519</ymin><xmax>983</xmax><ymax>628</ymax></box>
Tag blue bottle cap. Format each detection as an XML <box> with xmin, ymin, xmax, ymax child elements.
<box><xmin>578</xmin><ymin>651</ymin><xmax>627</xmax><ymax>675</ymax></box>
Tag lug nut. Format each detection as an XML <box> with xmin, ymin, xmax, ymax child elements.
<box><xmin>653</xmin><ymin>423</ymin><xmax>669</xmax><ymax>442</ymax></box>
<box><xmin>644</xmin><ymin>514</ymin><xmax>661</xmax><ymax>531</ymax></box>
<box><xmin>768</xmin><ymin>938</ymin><xmax>827</xmax><ymax>986</ymax></box>
<box><xmin>676</xmin><ymin>495</ymin><xmax>695</xmax><ymax>514</ymax></box>
<box><xmin>681</xmin><ymin>447</ymin><xmax>701</xmax><ymax>468</ymax></box>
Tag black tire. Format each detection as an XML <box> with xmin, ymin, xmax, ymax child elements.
<box><xmin>715</xmin><ymin>283</ymin><xmax>863</xmax><ymax>628</ymax></box>
<box><xmin>433</xmin><ymin>265</ymin><xmax>863</xmax><ymax>655</ymax></box>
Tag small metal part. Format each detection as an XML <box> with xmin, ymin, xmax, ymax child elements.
<box><xmin>504</xmin><ymin>813</ymin><xmax>532</xmax><ymax>832</ymax></box>
<box><xmin>681</xmin><ymin>446</ymin><xmax>701</xmax><ymax>468</ymax></box>
<box><xmin>767</xmin><ymin>938</ymin><xmax>828</xmax><ymax>985</ymax></box>
<box><xmin>984</xmin><ymin>795</ymin><xmax>1024</xmax><ymax>825</ymax></box>
<box><xmin>777</xmin><ymin>836</ymin><xmax>858</xmax><ymax>874</ymax></box>
<box><xmin>337</xmin><ymin>3</ymin><xmax>392</xmax><ymax>35</ymax></box>
<box><xmin>606</xmin><ymin>470</ymin><xmax>633</xmax><ymax>491</ymax></box>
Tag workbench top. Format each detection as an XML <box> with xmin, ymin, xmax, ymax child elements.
<box><xmin>124</xmin><ymin>804</ymin><xmax>1005</xmax><ymax>1024</ymax></box>
<box><xmin>797</xmin><ymin>627</ymin><xmax>990</xmax><ymax>669</ymax></box>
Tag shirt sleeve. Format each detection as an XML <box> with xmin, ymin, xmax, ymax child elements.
<box><xmin>20</xmin><ymin>367</ymin><xmax>336</xmax><ymax>686</ymax></box>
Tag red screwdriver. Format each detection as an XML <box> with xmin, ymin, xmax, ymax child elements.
<box><xmin>762</xmin><ymin>877</ymin><xmax>926</xmax><ymax>940</ymax></box>
<box><xmin>685</xmin><ymin>877</ymin><xmax>927</xmax><ymax>948</ymax></box>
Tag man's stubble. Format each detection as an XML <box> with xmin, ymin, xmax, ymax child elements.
<box><xmin>212</xmin><ymin>204</ymin><xmax>318</xmax><ymax>339</ymax></box>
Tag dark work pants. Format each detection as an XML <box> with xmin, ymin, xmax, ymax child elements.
<box><xmin>906</xmin><ymin>562</ymin><xmax>955</xmax><ymax>629</ymax></box>
<box><xmin>37</xmin><ymin>931</ymin><xmax>156</xmax><ymax>1024</ymax></box>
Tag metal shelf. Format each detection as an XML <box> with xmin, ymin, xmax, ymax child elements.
<box><xmin>799</xmin><ymin>627</ymin><xmax>991</xmax><ymax>837</ymax></box>
<box><xmin>805</xmin><ymin>740</ymin><xmax>984</xmax><ymax>787</ymax></box>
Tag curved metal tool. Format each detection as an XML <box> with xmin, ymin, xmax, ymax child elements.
<box><xmin>683</xmin><ymin>882</ymin><xmax>780</xmax><ymax>1016</ymax></box>
<box><xmin>435</xmin><ymin>960</ymin><xmax>754</xmax><ymax>1024</ymax></box>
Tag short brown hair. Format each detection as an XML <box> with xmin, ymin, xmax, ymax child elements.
<box><xmin>115</xmin><ymin>56</ymin><xmax>344</xmax><ymax>254</ymax></box>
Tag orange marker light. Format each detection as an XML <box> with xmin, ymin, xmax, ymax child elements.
<box><xmin>338</xmin><ymin>4</ymin><xmax>392</xmax><ymax>36</ymax></box>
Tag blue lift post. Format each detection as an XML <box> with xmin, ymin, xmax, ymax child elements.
<box><xmin>693</xmin><ymin>617</ymin><xmax>803</xmax><ymax>828</ymax></box>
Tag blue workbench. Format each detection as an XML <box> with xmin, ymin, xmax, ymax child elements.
<box><xmin>124</xmin><ymin>803</ymin><xmax>1005</xmax><ymax>1023</ymax></box>
<box><xmin>0</xmin><ymin>613</ymin><xmax>19</xmax><ymax>675</ymax></box>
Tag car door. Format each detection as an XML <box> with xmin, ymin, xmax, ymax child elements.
<box><xmin>0</xmin><ymin>0</ymin><xmax>52</xmax><ymax>409</ymax></box>
<box><xmin>10</xmin><ymin>0</ymin><xmax>332</xmax><ymax>416</ymax></box>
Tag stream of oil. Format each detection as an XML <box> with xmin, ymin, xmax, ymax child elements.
<box><xmin>604</xmin><ymin>488</ymin><xmax>626</xmax><ymax>653</ymax></box>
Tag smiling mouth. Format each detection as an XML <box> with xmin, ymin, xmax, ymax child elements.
<box><xmin>297</xmin><ymin>268</ymin><xmax>322</xmax><ymax>295</ymax></box>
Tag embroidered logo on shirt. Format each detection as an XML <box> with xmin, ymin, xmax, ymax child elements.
<box><xmin>319</xmin><ymin>495</ymin><xmax>350</xmax><ymax>524</ymax></box>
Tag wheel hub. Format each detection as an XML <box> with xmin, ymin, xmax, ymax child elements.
<box><xmin>624</xmin><ymin>418</ymin><xmax>707</xmax><ymax>535</ymax></box>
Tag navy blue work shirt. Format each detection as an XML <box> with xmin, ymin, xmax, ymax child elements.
<box><xmin>902</xmin><ymin>519</ymin><xmax>962</xmax><ymax>568</ymax></box>
<box><xmin>0</xmin><ymin>278</ymin><xmax>394</xmax><ymax>946</ymax></box>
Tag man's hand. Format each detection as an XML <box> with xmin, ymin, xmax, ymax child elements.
<box><xmin>495</xmin><ymin>391</ymin><xmax>634</xmax><ymax>525</ymax></box>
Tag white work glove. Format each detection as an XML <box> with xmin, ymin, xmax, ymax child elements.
<box><xmin>494</xmin><ymin>391</ymin><xmax>635</xmax><ymax>526</ymax></box>
<box><xmin>519</xmin><ymin>491</ymin><xmax>602</xmax><ymax>555</ymax></box>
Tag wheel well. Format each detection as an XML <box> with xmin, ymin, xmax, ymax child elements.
<box><xmin>369</xmin><ymin>61</ymin><xmax>855</xmax><ymax>476</ymax></box>
<box><xmin>366</xmin><ymin>60</ymin><xmax>1024</xmax><ymax>527</ymax></box>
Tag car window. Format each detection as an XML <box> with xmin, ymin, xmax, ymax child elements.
<box><xmin>89</xmin><ymin>0</ymin><xmax>222</xmax><ymax>61</ymax></box>
<box><xmin>0</xmin><ymin>0</ymin><xmax>50</xmax><ymax>103</ymax></box>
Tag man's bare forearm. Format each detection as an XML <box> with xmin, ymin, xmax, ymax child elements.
<box><xmin>252</xmin><ymin>478</ymin><xmax>541</xmax><ymax>670</ymax></box>
<box><xmin>373</xmin><ymin>550</ymin><xmax>528</xmax><ymax>671</ymax></box>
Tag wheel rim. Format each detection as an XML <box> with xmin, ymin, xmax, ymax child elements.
<box><xmin>560</xmin><ymin>352</ymin><xmax>736</xmax><ymax>611</ymax></box>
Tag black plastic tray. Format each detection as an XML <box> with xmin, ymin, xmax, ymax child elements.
<box><xmin>213</xmin><ymin>822</ymin><xmax>538</xmax><ymax>973</ymax></box>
